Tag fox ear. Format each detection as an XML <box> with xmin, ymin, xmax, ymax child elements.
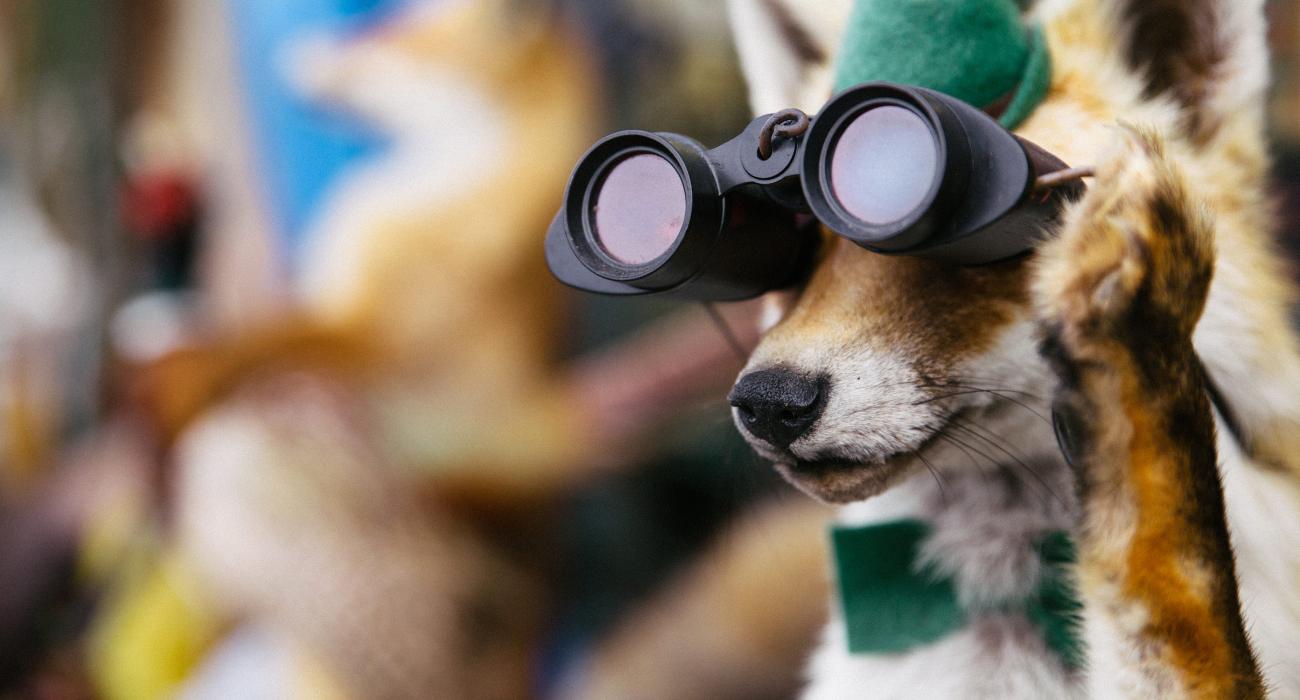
<box><xmin>727</xmin><ymin>0</ymin><xmax>852</xmax><ymax>115</ymax></box>
<box><xmin>1107</xmin><ymin>0</ymin><xmax>1269</xmax><ymax>142</ymax></box>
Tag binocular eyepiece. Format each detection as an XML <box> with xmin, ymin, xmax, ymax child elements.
<box><xmin>546</xmin><ymin>82</ymin><xmax>1084</xmax><ymax>300</ymax></box>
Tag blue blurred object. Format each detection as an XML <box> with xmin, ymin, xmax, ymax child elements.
<box><xmin>227</xmin><ymin>0</ymin><xmax>400</xmax><ymax>261</ymax></box>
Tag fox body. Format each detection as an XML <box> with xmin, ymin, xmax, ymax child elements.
<box><xmin>727</xmin><ymin>0</ymin><xmax>1300</xmax><ymax>696</ymax></box>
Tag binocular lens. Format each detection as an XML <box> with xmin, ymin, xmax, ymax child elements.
<box><xmin>830</xmin><ymin>105</ymin><xmax>938</xmax><ymax>227</ymax></box>
<box><xmin>592</xmin><ymin>153</ymin><xmax>687</xmax><ymax>265</ymax></box>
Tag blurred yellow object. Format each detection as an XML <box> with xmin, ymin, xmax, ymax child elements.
<box><xmin>292</xmin><ymin>649</ymin><xmax>353</xmax><ymax>700</ymax></box>
<box><xmin>76</xmin><ymin>440</ymin><xmax>151</xmax><ymax>584</ymax></box>
<box><xmin>2</xmin><ymin>349</ymin><xmax>54</xmax><ymax>489</ymax></box>
<box><xmin>89</xmin><ymin>552</ymin><xmax>221</xmax><ymax>700</ymax></box>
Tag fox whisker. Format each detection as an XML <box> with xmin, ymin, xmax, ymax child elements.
<box><xmin>948</xmin><ymin>420</ymin><xmax>1068</xmax><ymax>510</ymax></box>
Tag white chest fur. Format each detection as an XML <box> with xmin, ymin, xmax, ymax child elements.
<box><xmin>804</xmin><ymin>614</ymin><xmax>1081</xmax><ymax>699</ymax></box>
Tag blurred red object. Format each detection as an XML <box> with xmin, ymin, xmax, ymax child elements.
<box><xmin>121</xmin><ymin>172</ymin><xmax>197</xmax><ymax>241</ymax></box>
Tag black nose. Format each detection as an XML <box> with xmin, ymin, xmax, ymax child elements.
<box><xmin>728</xmin><ymin>369</ymin><xmax>827</xmax><ymax>449</ymax></box>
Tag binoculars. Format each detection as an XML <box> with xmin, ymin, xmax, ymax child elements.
<box><xmin>545</xmin><ymin>82</ymin><xmax>1085</xmax><ymax>300</ymax></box>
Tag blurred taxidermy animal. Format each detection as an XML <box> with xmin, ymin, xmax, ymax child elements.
<box><xmin>288</xmin><ymin>0</ymin><xmax>599</xmax><ymax>476</ymax></box>
<box><xmin>727</xmin><ymin>0</ymin><xmax>1300</xmax><ymax>696</ymax></box>
<box><xmin>145</xmin><ymin>1</ymin><xmax>601</xmax><ymax>698</ymax></box>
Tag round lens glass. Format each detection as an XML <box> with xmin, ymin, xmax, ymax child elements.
<box><xmin>830</xmin><ymin>105</ymin><xmax>938</xmax><ymax>226</ymax></box>
<box><xmin>592</xmin><ymin>153</ymin><xmax>687</xmax><ymax>265</ymax></box>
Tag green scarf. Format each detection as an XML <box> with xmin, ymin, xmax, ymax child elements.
<box><xmin>832</xmin><ymin>519</ymin><xmax>1084</xmax><ymax>668</ymax></box>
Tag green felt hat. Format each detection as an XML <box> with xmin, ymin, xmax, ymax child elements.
<box><xmin>833</xmin><ymin>0</ymin><xmax>1050</xmax><ymax>129</ymax></box>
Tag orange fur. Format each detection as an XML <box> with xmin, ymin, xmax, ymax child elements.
<box><xmin>131</xmin><ymin>320</ymin><xmax>376</xmax><ymax>445</ymax></box>
<box><xmin>1036</xmin><ymin>127</ymin><xmax>1264</xmax><ymax>696</ymax></box>
<box><xmin>1119</xmin><ymin>375</ymin><xmax>1241</xmax><ymax>694</ymax></box>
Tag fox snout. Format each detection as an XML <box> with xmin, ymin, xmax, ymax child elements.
<box><xmin>728</xmin><ymin>369</ymin><xmax>828</xmax><ymax>449</ymax></box>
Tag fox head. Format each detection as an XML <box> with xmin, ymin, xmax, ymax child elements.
<box><xmin>289</xmin><ymin>0</ymin><xmax>589</xmax><ymax>136</ymax></box>
<box><xmin>726</xmin><ymin>0</ymin><xmax>1280</xmax><ymax>503</ymax></box>
<box><xmin>289</xmin><ymin>0</ymin><xmax>599</xmax><ymax>368</ymax></box>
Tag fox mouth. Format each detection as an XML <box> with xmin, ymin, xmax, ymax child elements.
<box><xmin>771</xmin><ymin>409</ymin><xmax>963</xmax><ymax>503</ymax></box>
<box><xmin>786</xmin><ymin>407</ymin><xmax>959</xmax><ymax>471</ymax></box>
<box><xmin>774</xmin><ymin>450</ymin><xmax>917</xmax><ymax>503</ymax></box>
<box><xmin>785</xmin><ymin>457</ymin><xmax>863</xmax><ymax>474</ymax></box>
<box><xmin>782</xmin><ymin>443</ymin><xmax>926</xmax><ymax>478</ymax></box>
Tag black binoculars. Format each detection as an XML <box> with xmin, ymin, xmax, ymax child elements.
<box><xmin>545</xmin><ymin>82</ymin><xmax>1085</xmax><ymax>300</ymax></box>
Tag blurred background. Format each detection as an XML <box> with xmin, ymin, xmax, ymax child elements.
<box><xmin>0</xmin><ymin>1</ymin><xmax>1296</xmax><ymax>698</ymax></box>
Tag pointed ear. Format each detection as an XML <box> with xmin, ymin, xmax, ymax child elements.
<box><xmin>1109</xmin><ymin>0</ymin><xmax>1269</xmax><ymax>142</ymax></box>
<box><xmin>727</xmin><ymin>0</ymin><xmax>852</xmax><ymax>115</ymax></box>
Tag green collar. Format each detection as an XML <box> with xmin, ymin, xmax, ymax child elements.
<box><xmin>831</xmin><ymin>519</ymin><xmax>1084</xmax><ymax>668</ymax></box>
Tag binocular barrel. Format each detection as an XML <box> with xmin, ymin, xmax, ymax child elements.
<box><xmin>546</xmin><ymin>128</ymin><xmax>818</xmax><ymax>300</ymax></box>
<box><xmin>546</xmin><ymin>82</ymin><xmax>1083</xmax><ymax>300</ymax></box>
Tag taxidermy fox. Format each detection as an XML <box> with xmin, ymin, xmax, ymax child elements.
<box><xmin>726</xmin><ymin>0</ymin><xmax>1300</xmax><ymax>696</ymax></box>
<box><xmin>145</xmin><ymin>1</ymin><xmax>599</xmax><ymax>697</ymax></box>
<box><xmin>289</xmin><ymin>0</ymin><xmax>599</xmax><ymax>478</ymax></box>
